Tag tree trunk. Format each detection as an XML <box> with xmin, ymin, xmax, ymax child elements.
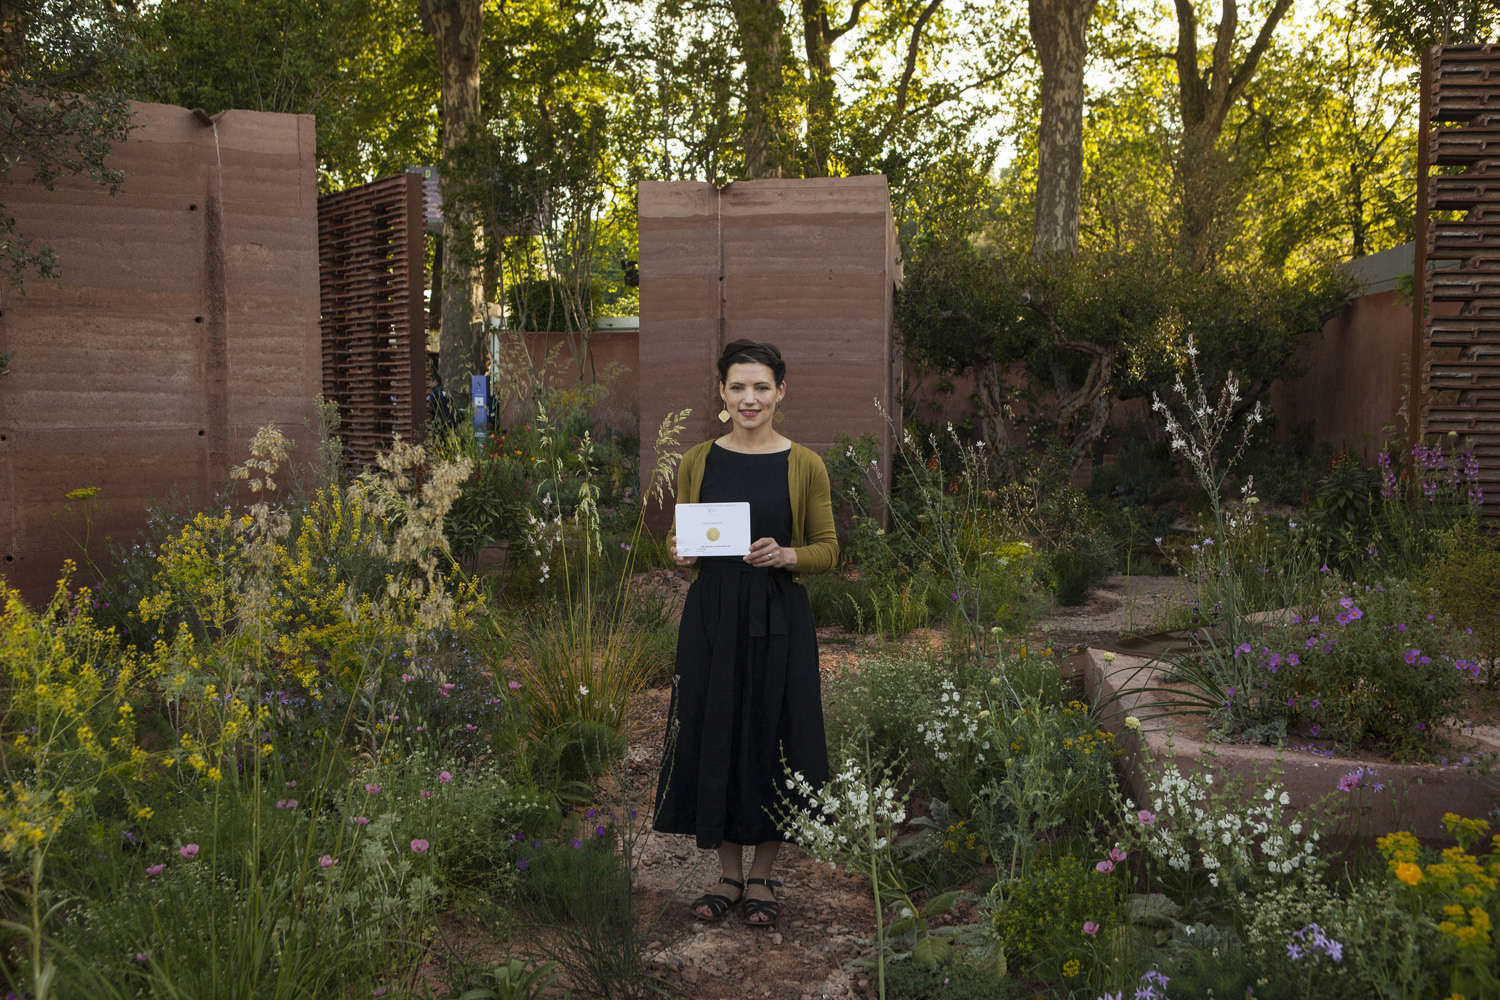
<box><xmin>1171</xmin><ymin>0</ymin><xmax>1294</xmax><ymax>269</ymax></box>
<box><xmin>418</xmin><ymin>0</ymin><xmax>485</xmax><ymax>406</ymax></box>
<box><xmin>731</xmin><ymin>0</ymin><xmax>786</xmax><ymax>178</ymax></box>
<box><xmin>1029</xmin><ymin>0</ymin><xmax>1096</xmax><ymax>256</ymax></box>
<box><xmin>801</xmin><ymin>0</ymin><xmax>835</xmax><ymax>177</ymax></box>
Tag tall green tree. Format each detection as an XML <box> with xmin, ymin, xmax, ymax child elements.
<box><xmin>1362</xmin><ymin>0</ymin><xmax>1500</xmax><ymax>55</ymax></box>
<box><xmin>1028</xmin><ymin>0</ymin><xmax>1097</xmax><ymax>255</ymax></box>
<box><xmin>419</xmin><ymin>0</ymin><xmax>486</xmax><ymax>404</ymax></box>
<box><xmin>1170</xmin><ymin>0</ymin><xmax>1295</xmax><ymax>269</ymax></box>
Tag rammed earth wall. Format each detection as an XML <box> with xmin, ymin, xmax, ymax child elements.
<box><xmin>0</xmin><ymin>100</ymin><xmax>322</xmax><ymax>604</ymax></box>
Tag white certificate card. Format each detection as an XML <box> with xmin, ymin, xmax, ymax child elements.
<box><xmin>675</xmin><ymin>502</ymin><xmax>752</xmax><ymax>558</ymax></box>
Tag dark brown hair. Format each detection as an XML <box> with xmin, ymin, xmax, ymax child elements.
<box><xmin>716</xmin><ymin>340</ymin><xmax>786</xmax><ymax>385</ymax></box>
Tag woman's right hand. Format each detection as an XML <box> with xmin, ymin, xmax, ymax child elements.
<box><xmin>668</xmin><ymin>534</ymin><xmax>697</xmax><ymax>568</ymax></box>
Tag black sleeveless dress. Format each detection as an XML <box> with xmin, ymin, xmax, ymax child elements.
<box><xmin>653</xmin><ymin>444</ymin><xmax>830</xmax><ymax>848</ymax></box>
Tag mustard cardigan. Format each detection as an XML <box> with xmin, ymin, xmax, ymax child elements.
<box><xmin>674</xmin><ymin>440</ymin><xmax>839</xmax><ymax>574</ymax></box>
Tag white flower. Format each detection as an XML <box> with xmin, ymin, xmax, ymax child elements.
<box><xmin>1125</xmin><ymin>716</ymin><xmax>1141</xmax><ymax>730</ymax></box>
<box><xmin>578</xmin><ymin>684</ymin><xmax>589</xmax><ymax>697</ymax></box>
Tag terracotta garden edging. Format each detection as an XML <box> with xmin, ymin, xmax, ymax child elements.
<box><xmin>1077</xmin><ymin>647</ymin><xmax>1500</xmax><ymax>842</ymax></box>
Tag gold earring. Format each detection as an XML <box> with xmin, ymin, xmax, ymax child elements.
<box><xmin>774</xmin><ymin>409</ymin><xmax>785</xmax><ymax>425</ymax></box>
<box><xmin>718</xmin><ymin>408</ymin><xmax>731</xmax><ymax>423</ymax></box>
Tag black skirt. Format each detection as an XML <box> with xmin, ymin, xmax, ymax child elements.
<box><xmin>653</xmin><ymin>446</ymin><xmax>830</xmax><ymax>848</ymax></box>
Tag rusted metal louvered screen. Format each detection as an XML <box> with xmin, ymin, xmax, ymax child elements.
<box><xmin>318</xmin><ymin>173</ymin><xmax>427</xmax><ymax>466</ymax></box>
<box><xmin>1417</xmin><ymin>43</ymin><xmax>1500</xmax><ymax>521</ymax></box>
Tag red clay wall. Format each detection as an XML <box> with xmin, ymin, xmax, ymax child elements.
<box><xmin>1270</xmin><ymin>289</ymin><xmax>1414</xmax><ymax>463</ymax></box>
<box><xmin>636</xmin><ymin>177</ymin><xmax>900</xmax><ymax>528</ymax></box>
<box><xmin>0</xmin><ymin>100</ymin><xmax>322</xmax><ymax>604</ymax></box>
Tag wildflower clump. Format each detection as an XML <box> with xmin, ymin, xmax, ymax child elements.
<box><xmin>1378</xmin><ymin>815</ymin><xmax>1500</xmax><ymax>997</ymax></box>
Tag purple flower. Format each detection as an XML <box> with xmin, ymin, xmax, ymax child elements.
<box><xmin>1405</xmin><ymin>649</ymin><xmax>1420</xmax><ymax>665</ymax></box>
<box><xmin>419</xmin><ymin>789</ymin><xmax>432</xmax><ymax>800</ymax></box>
<box><xmin>439</xmin><ymin>770</ymin><xmax>453</xmax><ymax>783</ymax></box>
<box><xmin>179</xmin><ymin>844</ymin><xmax>199</xmax><ymax>859</ymax></box>
<box><xmin>364</xmin><ymin>783</ymin><xmax>381</xmax><ymax>795</ymax></box>
<box><xmin>410</xmin><ymin>838</ymin><xmax>430</xmax><ymax>854</ymax></box>
<box><xmin>1109</xmin><ymin>847</ymin><xmax>1127</xmax><ymax>863</ymax></box>
<box><xmin>353</xmin><ymin>816</ymin><xmax>370</xmax><ymax>825</ymax></box>
<box><xmin>145</xmin><ymin>863</ymin><xmax>165</xmax><ymax>876</ymax></box>
<box><xmin>1095</xmin><ymin>860</ymin><xmax>1115</xmax><ymax>874</ymax></box>
<box><xmin>319</xmin><ymin>854</ymin><xmax>336</xmax><ymax>868</ymax></box>
<box><xmin>1310</xmin><ymin>725</ymin><xmax>1321</xmax><ymax>737</ymax></box>
<box><xmin>1137</xmin><ymin>809</ymin><xmax>1156</xmax><ymax>825</ymax></box>
<box><xmin>517</xmin><ymin>857</ymin><xmax>530</xmax><ymax>870</ymax></box>
<box><xmin>1083</xmin><ymin>920</ymin><xmax>1099</xmax><ymax>935</ymax></box>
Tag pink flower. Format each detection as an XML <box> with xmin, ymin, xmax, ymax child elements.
<box><xmin>507</xmin><ymin>681</ymin><xmax>522</xmax><ymax>691</ymax></box>
<box><xmin>353</xmin><ymin>816</ymin><xmax>370</xmax><ymax>825</ymax></box>
<box><xmin>145</xmin><ymin>863</ymin><xmax>165</xmax><ymax>876</ymax></box>
<box><xmin>135</xmin><ymin>950</ymin><xmax>152</xmax><ymax>963</ymax></box>
<box><xmin>1095</xmin><ymin>860</ymin><xmax>1114</xmax><ymax>874</ymax></box>
<box><xmin>319</xmin><ymin>854</ymin><xmax>336</xmax><ymax>869</ymax></box>
<box><xmin>276</xmin><ymin>799</ymin><xmax>298</xmax><ymax>810</ymax></box>
<box><xmin>464</xmin><ymin>723</ymin><xmax>477</xmax><ymax>731</ymax></box>
<box><xmin>401</xmin><ymin>673</ymin><xmax>414</xmax><ymax>683</ymax></box>
<box><xmin>439</xmin><ymin>770</ymin><xmax>453</xmax><ymax>783</ymax></box>
<box><xmin>284</xmin><ymin>780</ymin><xmax>297</xmax><ymax>789</ymax></box>
<box><xmin>1136</xmin><ymin>809</ymin><xmax>1156</xmax><ymax>826</ymax></box>
<box><xmin>410</xmin><ymin>838</ymin><xmax>430</xmax><ymax>854</ymax></box>
<box><xmin>1109</xmin><ymin>847</ymin><xmax>1127</xmax><ymax>863</ymax></box>
<box><xmin>179</xmin><ymin>844</ymin><xmax>199</xmax><ymax>859</ymax></box>
<box><xmin>419</xmin><ymin>788</ymin><xmax>432</xmax><ymax>800</ymax></box>
<box><xmin>1083</xmin><ymin>921</ymin><xmax>1099</xmax><ymax>936</ymax></box>
<box><xmin>365</xmin><ymin>783</ymin><xmax>381</xmax><ymax>795</ymax></box>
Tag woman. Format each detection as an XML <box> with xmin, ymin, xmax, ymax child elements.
<box><xmin>654</xmin><ymin>340</ymin><xmax>838</xmax><ymax>927</ymax></box>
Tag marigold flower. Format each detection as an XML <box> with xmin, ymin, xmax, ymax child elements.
<box><xmin>1394</xmin><ymin>861</ymin><xmax>1423</xmax><ymax>886</ymax></box>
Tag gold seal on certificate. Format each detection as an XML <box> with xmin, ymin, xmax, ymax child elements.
<box><xmin>676</xmin><ymin>502</ymin><xmax>751</xmax><ymax>557</ymax></box>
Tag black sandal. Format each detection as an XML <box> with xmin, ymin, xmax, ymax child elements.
<box><xmin>743</xmin><ymin>877</ymin><xmax>782</xmax><ymax>927</ymax></box>
<box><xmin>689</xmin><ymin>876</ymin><xmax>744</xmax><ymax>921</ymax></box>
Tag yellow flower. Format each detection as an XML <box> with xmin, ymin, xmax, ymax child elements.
<box><xmin>1394</xmin><ymin>862</ymin><xmax>1423</xmax><ymax>886</ymax></box>
<box><xmin>1062</xmin><ymin>958</ymin><xmax>1080</xmax><ymax>978</ymax></box>
<box><xmin>135</xmin><ymin>805</ymin><xmax>154</xmax><ymax>820</ymax></box>
<box><xmin>207</xmin><ymin>767</ymin><xmax>222</xmax><ymax>782</ymax></box>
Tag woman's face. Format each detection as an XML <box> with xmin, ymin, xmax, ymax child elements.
<box><xmin>720</xmin><ymin>361</ymin><xmax>784</xmax><ymax>432</ymax></box>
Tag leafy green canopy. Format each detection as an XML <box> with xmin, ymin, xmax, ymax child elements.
<box><xmin>1</xmin><ymin>0</ymin><xmax>135</xmax><ymax>287</ymax></box>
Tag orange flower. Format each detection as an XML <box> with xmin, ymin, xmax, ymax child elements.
<box><xmin>1395</xmin><ymin>861</ymin><xmax>1424</xmax><ymax>886</ymax></box>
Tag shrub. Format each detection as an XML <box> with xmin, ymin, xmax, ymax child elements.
<box><xmin>1260</xmin><ymin>583</ymin><xmax>1482</xmax><ymax>759</ymax></box>
<box><xmin>985</xmin><ymin>851</ymin><xmax>1122</xmax><ymax>985</ymax></box>
<box><xmin>1421</xmin><ymin>524</ymin><xmax>1500</xmax><ymax>687</ymax></box>
<box><xmin>880</xmin><ymin>958</ymin><xmax>1024</xmax><ymax>1000</ymax></box>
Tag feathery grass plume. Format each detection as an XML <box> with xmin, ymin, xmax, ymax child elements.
<box><xmin>514</xmin><ymin>405</ymin><xmax>691</xmax><ymax>746</ymax></box>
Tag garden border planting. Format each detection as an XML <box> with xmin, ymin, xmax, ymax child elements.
<box><xmin>1079</xmin><ymin>647</ymin><xmax>1500</xmax><ymax>842</ymax></box>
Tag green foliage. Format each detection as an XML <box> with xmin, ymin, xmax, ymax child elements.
<box><xmin>1363</xmin><ymin>0</ymin><xmax>1500</xmax><ymax>55</ymax></box>
<box><xmin>1311</xmin><ymin>438</ymin><xmax>1484</xmax><ymax>582</ymax></box>
<box><xmin>822</xmin><ymin>649</ymin><xmax>950</xmax><ymax>768</ymax></box>
<box><xmin>805</xmin><ymin>573</ymin><xmax>937</xmax><ymax>640</ymax></box>
<box><xmin>456</xmin><ymin>959</ymin><xmax>568</xmax><ymax>1000</ymax></box>
<box><xmin>1260</xmin><ymin>583</ymin><xmax>1481</xmax><ymax>759</ymax></box>
<box><xmin>985</xmin><ymin>852</ymin><xmax>1121</xmax><ymax>984</ymax></box>
<box><xmin>1421</xmin><ymin>524</ymin><xmax>1500</xmax><ymax>686</ymax></box>
<box><xmin>878</xmin><ymin>957</ymin><xmax>1024</xmax><ymax>1000</ymax></box>
<box><xmin>897</xmin><ymin>238</ymin><xmax>1349</xmax><ymax>469</ymax></box>
<box><xmin>514</xmin><ymin>814</ymin><xmax>668</xmax><ymax>1000</ymax></box>
<box><xmin>1</xmin><ymin>0</ymin><xmax>135</xmax><ymax>287</ymax></box>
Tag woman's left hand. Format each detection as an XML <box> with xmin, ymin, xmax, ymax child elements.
<box><xmin>745</xmin><ymin>538</ymin><xmax>797</xmax><ymax>569</ymax></box>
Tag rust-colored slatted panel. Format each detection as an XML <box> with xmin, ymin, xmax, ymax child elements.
<box><xmin>1420</xmin><ymin>44</ymin><xmax>1500</xmax><ymax>521</ymax></box>
<box><xmin>317</xmin><ymin>174</ymin><xmax>427</xmax><ymax>467</ymax></box>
